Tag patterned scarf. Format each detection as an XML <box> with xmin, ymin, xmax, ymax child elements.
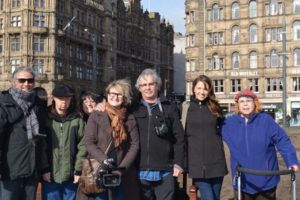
<box><xmin>105</xmin><ymin>102</ymin><xmax>127</xmax><ymax>148</ymax></box>
<box><xmin>9</xmin><ymin>87</ymin><xmax>39</xmax><ymax>140</ymax></box>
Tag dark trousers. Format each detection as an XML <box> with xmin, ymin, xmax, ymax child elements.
<box><xmin>0</xmin><ymin>177</ymin><xmax>38</xmax><ymax>200</ymax></box>
<box><xmin>234</xmin><ymin>187</ymin><xmax>276</xmax><ymax>200</ymax></box>
<box><xmin>139</xmin><ymin>174</ymin><xmax>175</xmax><ymax>200</ymax></box>
<box><xmin>193</xmin><ymin>177</ymin><xmax>224</xmax><ymax>200</ymax></box>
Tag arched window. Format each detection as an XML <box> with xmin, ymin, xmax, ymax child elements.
<box><xmin>232</xmin><ymin>25</ymin><xmax>240</xmax><ymax>44</ymax></box>
<box><xmin>250</xmin><ymin>51</ymin><xmax>257</xmax><ymax>68</ymax></box>
<box><xmin>212</xmin><ymin>4</ymin><xmax>219</xmax><ymax>21</ymax></box>
<box><xmin>232</xmin><ymin>52</ymin><xmax>240</xmax><ymax>69</ymax></box>
<box><xmin>294</xmin><ymin>21</ymin><xmax>300</xmax><ymax>40</ymax></box>
<box><xmin>294</xmin><ymin>0</ymin><xmax>300</xmax><ymax>13</ymax></box>
<box><xmin>232</xmin><ymin>2</ymin><xmax>240</xmax><ymax>19</ymax></box>
<box><xmin>249</xmin><ymin>24</ymin><xmax>257</xmax><ymax>43</ymax></box>
<box><xmin>271</xmin><ymin>49</ymin><xmax>279</xmax><ymax>67</ymax></box>
<box><xmin>249</xmin><ymin>1</ymin><xmax>257</xmax><ymax>18</ymax></box>
<box><xmin>294</xmin><ymin>48</ymin><xmax>300</xmax><ymax>66</ymax></box>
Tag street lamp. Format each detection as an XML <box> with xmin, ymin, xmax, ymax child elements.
<box><xmin>282</xmin><ymin>16</ymin><xmax>287</xmax><ymax>126</ymax></box>
<box><xmin>84</xmin><ymin>28</ymin><xmax>98</xmax><ymax>92</ymax></box>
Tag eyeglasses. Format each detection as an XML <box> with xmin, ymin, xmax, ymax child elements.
<box><xmin>107</xmin><ymin>92</ymin><xmax>123</xmax><ymax>98</ymax></box>
<box><xmin>139</xmin><ymin>82</ymin><xmax>156</xmax><ymax>88</ymax></box>
<box><xmin>17</xmin><ymin>78</ymin><xmax>35</xmax><ymax>84</ymax></box>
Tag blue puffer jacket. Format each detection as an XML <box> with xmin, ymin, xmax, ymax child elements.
<box><xmin>221</xmin><ymin>112</ymin><xmax>299</xmax><ymax>194</ymax></box>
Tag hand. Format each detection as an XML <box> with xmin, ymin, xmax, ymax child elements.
<box><xmin>94</xmin><ymin>102</ymin><xmax>105</xmax><ymax>112</ymax></box>
<box><xmin>42</xmin><ymin>172</ymin><xmax>51</xmax><ymax>182</ymax></box>
<box><xmin>73</xmin><ymin>175</ymin><xmax>80</xmax><ymax>183</ymax></box>
<box><xmin>289</xmin><ymin>165</ymin><xmax>299</xmax><ymax>172</ymax></box>
<box><xmin>173</xmin><ymin>167</ymin><xmax>183</xmax><ymax>177</ymax></box>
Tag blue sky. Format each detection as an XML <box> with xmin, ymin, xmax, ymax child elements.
<box><xmin>140</xmin><ymin>0</ymin><xmax>185</xmax><ymax>34</ymax></box>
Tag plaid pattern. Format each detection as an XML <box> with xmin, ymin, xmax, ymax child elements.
<box><xmin>139</xmin><ymin>170</ymin><xmax>171</xmax><ymax>181</ymax></box>
<box><xmin>9</xmin><ymin>87</ymin><xmax>39</xmax><ymax>140</ymax></box>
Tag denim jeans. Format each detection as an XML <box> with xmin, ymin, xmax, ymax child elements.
<box><xmin>88</xmin><ymin>185</ymin><xmax>124</xmax><ymax>200</ymax></box>
<box><xmin>0</xmin><ymin>177</ymin><xmax>38</xmax><ymax>200</ymax></box>
<box><xmin>42</xmin><ymin>181</ymin><xmax>77</xmax><ymax>200</ymax></box>
<box><xmin>193</xmin><ymin>177</ymin><xmax>224</xmax><ymax>200</ymax></box>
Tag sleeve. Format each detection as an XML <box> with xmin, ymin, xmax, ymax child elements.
<box><xmin>119</xmin><ymin>115</ymin><xmax>140</xmax><ymax>170</ymax></box>
<box><xmin>39</xmin><ymin>116</ymin><xmax>51</xmax><ymax>174</ymax></box>
<box><xmin>84</xmin><ymin>112</ymin><xmax>107</xmax><ymax>163</ymax></box>
<box><xmin>74</xmin><ymin>118</ymin><xmax>88</xmax><ymax>174</ymax></box>
<box><xmin>267</xmin><ymin>116</ymin><xmax>299</xmax><ymax>168</ymax></box>
<box><xmin>169</xmin><ymin>102</ymin><xmax>185</xmax><ymax>169</ymax></box>
<box><xmin>0</xmin><ymin>106</ymin><xmax>8</xmax><ymax>176</ymax></box>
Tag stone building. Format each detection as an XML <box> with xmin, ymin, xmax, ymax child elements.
<box><xmin>0</xmin><ymin>0</ymin><xmax>174</xmax><ymax>97</ymax></box>
<box><xmin>185</xmin><ymin>0</ymin><xmax>300</xmax><ymax>125</ymax></box>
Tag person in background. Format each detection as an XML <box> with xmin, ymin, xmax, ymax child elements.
<box><xmin>181</xmin><ymin>75</ymin><xmax>227</xmax><ymax>200</ymax></box>
<box><xmin>222</xmin><ymin>89</ymin><xmax>299</xmax><ymax>200</ymax></box>
<box><xmin>78</xmin><ymin>90</ymin><xmax>101</xmax><ymax>122</ymax></box>
<box><xmin>42</xmin><ymin>84</ymin><xmax>86</xmax><ymax>200</ymax></box>
<box><xmin>34</xmin><ymin>86</ymin><xmax>48</xmax><ymax>109</ymax></box>
<box><xmin>83</xmin><ymin>79</ymin><xmax>139</xmax><ymax>200</ymax></box>
<box><xmin>0</xmin><ymin>66</ymin><xmax>49</xmax><ymax>200</ymax></box>
<box><xmin>133</xmin><ymin>68</ymin><xmax>185</xmax><ymax>200</ymax></box>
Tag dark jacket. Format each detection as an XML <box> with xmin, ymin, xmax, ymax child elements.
<box><xmin>0</xmin><ymin>90</ymin><xmax>49</xmax><ymax>180</ymax></box>
<box><xmin>132</xmin><ymin>98</ymin><xmax>185</xmax><ymax>171</ymax></box>
<box><xmin>185</xmin><ymin>98</ymin><xmax>227</xmax><ymax>178</ymax></box>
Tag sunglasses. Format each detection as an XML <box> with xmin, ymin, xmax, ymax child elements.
<box><xmin>17</xmin><ymin>78</ymin><xmax>35</xmax><ymax>84</ymax></box>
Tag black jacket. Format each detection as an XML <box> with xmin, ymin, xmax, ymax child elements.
<box><xmin>185</xmin><ymin>98</ymin><xmax>227</xmax><ymax>178</ymax></box>
<box><xmin>0</xmin><ymin>90</ymin><xmax>49</xmax><ymax>180</ymax></box>
<box><xmin>131</xmin><ymin>98</ymin><xmax>185</xmax><ymax>171</ymax></box>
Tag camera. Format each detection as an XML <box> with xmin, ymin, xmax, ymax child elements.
<box><xmin>154</xmin><ymin>122</ymin><xmax>169</xmax><ymax>137</ymax></box>
<box><xmin>96</xmin><ymin>158</ymin><xmax>122</xmax><ymax>188</ymax></box>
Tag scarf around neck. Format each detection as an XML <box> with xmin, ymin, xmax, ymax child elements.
<box><xmin>9</xmin><ymin>87</ymin><xmax>39</xmax><ymax>140</ymax></box>
<box><xmin>105</xmin><ymin>102</ymin><xmax>127</xmax><ymax>148</ymax></box>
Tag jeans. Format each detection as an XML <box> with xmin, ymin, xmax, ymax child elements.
<box><xmin>88</xmin><ymin>185</ymin><xmax>124</xmax><ymax>200</ymax></box>
<box><xmin>0</xmin><ymin>177</ymin><xmax>38</xmax><ymax>200</ymax></box>
<box><xmin>139</xmin><ymin>174</ymin><xmax>175</xmax><ymax>200</ymax></box>
<box><xmin>42</xmin><ymin>181</ymin><xmax>77</xmax><ymax>200</ymax></box>
<box><xmin>193</xmin><ymin>177</ymin><xmax>224</xmax><ymax>200</ymax></box>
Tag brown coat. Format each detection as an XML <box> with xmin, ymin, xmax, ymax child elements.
<box><xmin>76</xmin><ymin>110</ymin><xmax>140</xmax><ymax>200</ymax></box>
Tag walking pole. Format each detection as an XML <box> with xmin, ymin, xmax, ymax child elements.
<box><xmin>236</xmin><ymin>168</ymin><xmax>241</xmax><ymax>200</ymax></box>
<box><xmin>291</xmin><ymin>170</ymin><xmax>296</xmax><ymax>200</ymax></box>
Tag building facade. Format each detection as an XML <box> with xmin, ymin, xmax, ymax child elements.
<box><xmin>185</xmin><ymin>0</ymin><xmax>300</xmax><ymax>126</ymax></box>
<box><xmin>0</xmin><ymin>0</ymin><xmax>174</xmax><ymax>97</ymax></box>
<box><xmin>174</xmin><ymin>32</ymin><xmax>186</xmax><ymax>96</ymax></box>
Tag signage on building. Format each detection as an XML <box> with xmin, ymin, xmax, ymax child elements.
<box><xmin>229</xmin><ymin>70</ymin><xmax>258</xmax><ymax>77</ymax></box>
<box><xmin>85</xmin><ymin>0</ymin><xmax>104</xmax><ymax>11</ymax></box>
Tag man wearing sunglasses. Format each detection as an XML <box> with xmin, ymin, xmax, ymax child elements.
<box><xmin>0</xmin><ymin>66</ymin><xmax>49</xmax><ymax>200</ymax></box>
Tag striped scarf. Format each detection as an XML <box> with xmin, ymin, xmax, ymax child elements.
<box><xmin>9</xmin><ymin>87</ymin><xmax>39</xmax><ymax>140</ymax></box>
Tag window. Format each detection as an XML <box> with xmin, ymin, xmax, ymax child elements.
<box><xmin>213</xmin><ymin>80</ymin><xmax>224</xmax><ymax>93</ymax></box>
<box><xmin>190</xmin><ymin>11</ymin><xmax>195</xmax><ymax>23</ymax></box>
<box><xmin>56</xmin><ymin>41</ymin><xmax>63</xmax><ymax>55</ymax></box>
<box><xmin>0</xmin><ymin>0</ymin><xmax>3</xmax><ymax>10</ymax></box>
<box><xmin>249</xmin><ymin>79</ymin><xmax>259</xmax><ymax>92</ymax></box>
<box><xmin>210</xmin><ymin>4</ymin><xmax>223</xmax><ymax>21</ymax></box>
<box><xmin>266</xmin><ymin>78</ymin><xmax>282</xmax><ymax>92</ymax></box>
<box><xmin>265</xmin><ymin>27</ymin><xmax>282</xmax><ymax>42</ymax></box>
<box><xmin>11</xmin><ymin>36</ymin><xmax>20</xmax><ymax>51</ymax></box>
<box><xmin>0</xmin><ymin>36</ymin><xmax>3</xmax><ymax>53</ymax></box>
<box><xmin>0</xmin><ymin>18</ymin><xmax>3</xmax><ymax>30</ymax></box>
<box><xmin>232</xmin><ymin>52</ymin><xmax>240</xmax><ymax>69</ymax></box>
<box><xmin>271</xmin><ymin>50</ymin><xmax>279</xmax><ymax>67</ymax></box>
<box><xmin>86</xmin><ymin>68</ymin><xmax>92</xmax><ymax>80</ymax></box>
<box><xmin>12</xmin><ymin>0</ymin><xmax>20</xmax><ymax>8</ymax></box>
<box><xmin>187</xmin><ymin>34</ymin><xmax>195</xmax><ymax>47</ymax></box>
<box><xmin>294</xmin><ymin>21</ymin><xmax>300</xmax><ymax>40</ymax></box>
<box><xmin>186</xmin><ymin>60</ymin><xmax>190</xmax><ymax>72</ymax></box>
<box><xmin>34</xmin><ymin>0</ymin><xmax>45</xmax><ymax>8</ymax></box>
<box><xmin>208</xmin><ymin>53</ymin><xmax>224</xmax><ymax>70</ymax></box>
<box><xmin>232</xmin><ymin>2</ymin><xmax>240</xmax><ymax>19</ymax></box>
<box><xmin>190</xmin><ymin>60</ymin><xmax>196</xmax><ymax>71</ymax></box>
<box><xmin>67</xmin><ymin>65</ymin><xmax>73</xmax><ymax>79</ymax></box>
<box><xmin>11</xmin><ymin>16</ymin><xmax>21</xmax><ymax>27</ymax></box>
<box><xmin>294</xmin><ymin>48</ymin><xmax>300</xmax><ymax>66</ymax></box>
<box><xmin>265</xmin><ymin>0</ymin><xmax>283</xmax><ymax>16</ymax></box>
<box><xmin>232</xmin><ymin>25</ymin><xmax>240</xmax><ymax>44</ymax></box>
<box><xmin>294</xmin><ymin>0</ymin><xmax>300</xmax><ymax>13</ymax></box>
<box><xmin>76</xmin><ymin>66</ymin><xmax>83</xmax><ymax>79</ymax></box>
<box><xmin>0</xmin><ymin>60</ymin><xmax>3</xmax><ymax>74</ymax></box>
<box><xmin>231</xmin><ymin>79</ymin><xmax>241</xmax><ymax>93</ymax></box>
<box><xmin>208</xmin><ymin>32</ymin><xmax>224</xmax><ymax>45</ymax></box>
<box><xmin>11</xmin><ymin>59</ymin><xmax>20</xmax><ymax>73</ymax></box>
<box><xmin>55</xmin><ymin>60</ymin><xmax>63</xmax><ymax>75</ymax></box>
<box><xmin>249</xmin><ymin>1</ymin><xmax>257</xmax><ymax>18</ymax></box>
<box><xmin>292</xmin><ymin>77</ymin><xmax>300</xmax><ymax>91</ymax></box>
<box><xmin>33</xmin><ymin>59</ymin><xmax>44</xmax><ymax>74</ymax></box>
<box><xmin>33</xmin><ymin>35</ymin><xmax>45</xmax><ymax>52</ymax></box>
<box><xmin>249</xmin><ymin>24</ymin><xmax>257</xmax><ymax>43</ymax></box>
<box><xmin>250</xmin><ymin>51</ymin><xmax>257</xmax><ymax>68</ymax></box>
<box><xmin>33</xmin><ymin>13</ymin><xmax>45</xmax><ymax>27</ymax></box>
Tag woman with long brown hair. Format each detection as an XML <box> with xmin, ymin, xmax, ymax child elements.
<box><xmin>181</xmin><ymin>75</ymin><xmax>227</xmax><ymax>200</ymax></box>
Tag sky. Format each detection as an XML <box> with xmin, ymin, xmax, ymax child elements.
<box><xmin>140</xmin><ymin>0</ymin><xmax>185</xmax><ymax>34</ymax></box>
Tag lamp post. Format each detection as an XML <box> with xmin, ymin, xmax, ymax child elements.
<box><xmin>282</xmin><ymin>16</ymin><xmax>287</xmax><ymax>126</ymax></box>
<box><xmin>84</xmin><ymin>29</ymin><xmax>98</xmax><ymax>92</ymax></box>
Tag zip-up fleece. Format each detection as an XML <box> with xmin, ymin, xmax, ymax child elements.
<box><xmin>46</xmin><ymin>111</ymin><xmax>86</xmax><ymax>183</ymax></box>
<box><xmin>221</xmin><ymin>112</ymin><xmax>299</xmax><ymax>194</ymax></box>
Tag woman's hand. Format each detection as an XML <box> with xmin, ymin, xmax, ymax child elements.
<box><xmin>73</xmin><ymin>175</ymin><xmax>80</xmax><ymax>183</ymax></box>
<box><xmin>42</xmin><ymin>172</ymin><xmax>51</xmax><ymax>182</ymax></box>
<box><xmin>94</xmin><ymin>102</ymin><xmax>105</xmax><ymax>112</ymax></box>
<box><xmin>289</xmin><ymin>164</ymin><xmax>299</xmax><ymax>172</ymax></box>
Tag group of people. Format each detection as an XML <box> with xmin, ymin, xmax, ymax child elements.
<box><xmin>0</xmin><ymin>66</ymin><xmax>298</xmax><ymax>200</ymax></box>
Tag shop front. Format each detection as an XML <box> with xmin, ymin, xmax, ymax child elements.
<box><xmin>290</xmin><ymin>102</ymin><xmax>300</xmax><ymax>127</ymax></box>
